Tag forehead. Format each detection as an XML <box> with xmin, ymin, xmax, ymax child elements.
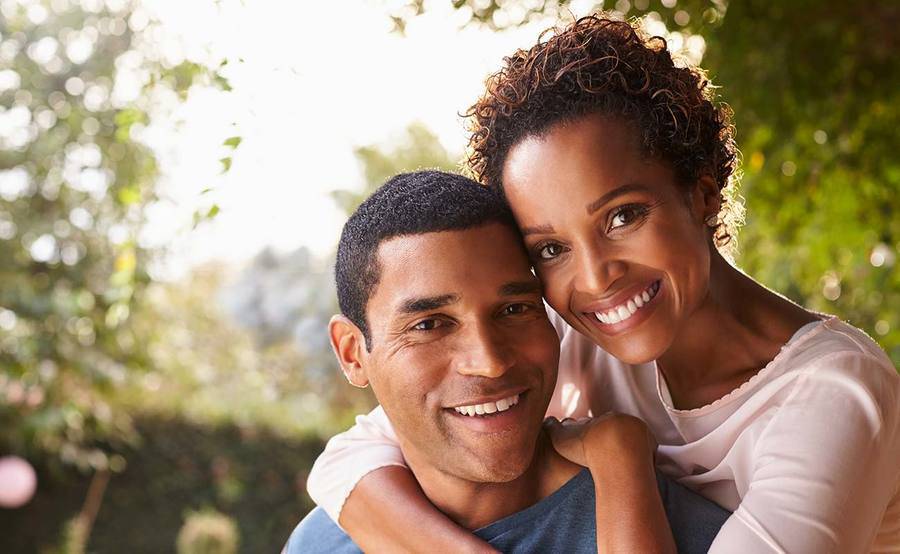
<box><xmin>503</xmin><ymin>115</ymin><xmax>645</xmax><ymax>191</ymax></box>
<box><xmin>369</xmin><ymin>223</ymin><xmax>533</xmax><ymax>313</ymax></box>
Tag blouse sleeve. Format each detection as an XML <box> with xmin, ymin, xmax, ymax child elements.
<box><xmin>709</xmin><ymin>352</ymin><xmax>900</xmax><ymax>553</ymax></box>
<box><xmin>306</xmin><ymin>405</ymin><xmax>407</xmax><ymax>524</ymax></box>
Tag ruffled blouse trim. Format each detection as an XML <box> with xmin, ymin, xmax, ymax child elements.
<box><xmin>655</xmin><ymin>316</ymin><xmax>838</xmax><ymax>417</ymax></box>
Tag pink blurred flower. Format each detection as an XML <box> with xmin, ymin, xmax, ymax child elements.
<box><xmin>0</xmin><ymin>456</ymin><xmax>37</xmax><ymax>508</ymax></box>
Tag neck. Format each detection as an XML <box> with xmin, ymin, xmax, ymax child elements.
<box><xmin>657</xmin><ymin>250</ymin><xmax>819</xmax><ymax>409</ymax></box>
<box><xmin>403</xmin><ymin>431</ymin><xmax>581</xmax><ymax>530</ymax></box>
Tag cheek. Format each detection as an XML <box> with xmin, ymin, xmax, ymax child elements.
<box><xmin>521</xmin><ymin>322</ymin><xmax>560</xmax><ymax>363</ymax></box>
<box><xmin>372</xmin><ymin>350</ymin><xmax>444</xmax><ymax>407</ymax></box>
<box><xmin>647</xmin><ymin>218</ymin><xmax>711</xmax><ymax>303</ymax></box>
<box><xmin>504</xmin><ymin>322</ymin><xmax>560</xmax><ymax>397</ymax></box>
<box><xmin>534</xmin><ymin>266</ymin><xmax>574</xmax><ymax>315</ymax></box>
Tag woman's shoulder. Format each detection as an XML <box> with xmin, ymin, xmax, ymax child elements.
<box><xmin>775</xmin><ymin>317</ymin><xmax>899</xmax><ymax>409</ymax></box>
<box><xmin>783</xmin><ymin>317</ymin><xmax>895</xmax><ymax>374</ymax></box>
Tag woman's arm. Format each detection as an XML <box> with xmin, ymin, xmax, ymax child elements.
<box><xmin>548</xmin><ymin>415</ymin><xmax>677</xmax><ymax>554</ymax></box>
<box><xmin>340</xmin><ymin>466</ymin><xmax>497</xmax><ymax>553</ymax></box>
<box><xmin>306</xmin><ymin>406</ymin><xmax>495</xmax><ymax>552</ymax></box>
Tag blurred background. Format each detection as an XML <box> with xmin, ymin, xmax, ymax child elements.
<box><xmin>0</xmin><ymin>0</ymin><xmax>897</xmax><ymax>552</ymax></box>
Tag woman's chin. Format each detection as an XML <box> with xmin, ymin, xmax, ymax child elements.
<box><xmin>576</xmin><ymin>316</ymin><xmax>672</xmax><ymax>365</ymax></box>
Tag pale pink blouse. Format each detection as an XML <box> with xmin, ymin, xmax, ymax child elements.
<box><xmin>308</xmin><ymin>315</ymin><xmax>900</xmax><ymax>553</ymax></box>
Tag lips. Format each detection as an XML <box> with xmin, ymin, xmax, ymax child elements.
<box><xmin>453</xmin><ymin>393</ymin><xmax>520</xmax><ymax>417</ymax></box>
<box><xmin>590</xmin><ymin>280</ymin><xmax>660</xmax><ymax>325</ymax></box>
<box><xmin>577</xmin><ymin>279</ymin><xmax>663</xmax><ymax>335</ymax></box>
<box><xmin>444</xmin><ymin>388</ymin><xmax>532</xmax><ymax>433</ymax></box>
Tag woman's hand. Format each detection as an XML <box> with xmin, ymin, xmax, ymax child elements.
<box><xmin>548</xmin><ymin>414</ymin><xmax>675</xmax><ymax>554</ymax></box>
<box><xmin>545</xmin><ymin>413</ymin><xmax>657</xmax><ymax>467</ymax></box>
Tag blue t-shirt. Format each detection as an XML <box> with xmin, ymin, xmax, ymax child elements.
<box><xmin>285</xmin><ymin>470</ymin><xmax>729</xmax><ymax>554</ymax></box>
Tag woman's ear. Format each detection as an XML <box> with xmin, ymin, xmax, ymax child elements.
<box><xmin>691</xmin><ymin>175</ymin><xmax>722</xmax><ymax>224</ymax></box>
<box><xmin>329</xmin><ymin>315</ymin><xmax>370</xmax><ymax>388</ymax></box>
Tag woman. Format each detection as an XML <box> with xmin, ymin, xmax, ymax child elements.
<box><xmin>307</xmin><ymin>15</ymin><xmax>900</xmax><ymax>552</ymax></box>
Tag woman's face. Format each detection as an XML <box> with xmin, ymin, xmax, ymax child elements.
<box><xmin>501</xmin><ymin>114</ymin><xmax>716</xmax><ymax>364</ymax></box>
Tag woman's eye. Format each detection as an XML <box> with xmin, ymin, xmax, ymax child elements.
<box><xmin>609</xmin><ymin>205</ymin><xmax>647</xmax><ymax>230</ymax></box>
<box><xmin>538</xmin><ymin>243</ymin><xmax>565</xmax><ymax>260</ymax></box>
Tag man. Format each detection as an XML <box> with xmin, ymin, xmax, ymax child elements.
<box><xmin>285</xmin><ymin>170</ymin><xmax>728</xmax><ymax>553</ymax></box>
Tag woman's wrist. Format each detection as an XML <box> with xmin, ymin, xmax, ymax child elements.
<box><xmin>582</xmin><ymin>414</ymin><xmax>656</xmax><ymax>468</ymax></box>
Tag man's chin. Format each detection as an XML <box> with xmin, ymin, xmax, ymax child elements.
<box><xmin>451</xmin><ymin>440</ymin><xmax>538</xmax><ymax>484</ymax></box>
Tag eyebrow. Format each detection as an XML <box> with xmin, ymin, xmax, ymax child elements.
<box><xmin>499</xmin><ymin>280</ymin><xmax>543</xmax><ymax>297</ymax></box>
<box><xmin>398</xmin><ymin>294</ymin><xmax>459</xmax><ymax>314</ymax></box>
<box><xmin>395</xmin><ymin>281</ymin><xmax>540</xmax><ymax>315</ymax></box>
<box><xmin>521</xmin><ymin>223</ymin><xmax>555</xmax><ymax>237</ymax></box>
<box><xmin>585</xmin><ymin>183</ymin><xmax>651</xmax><ymax>215</ymax></box>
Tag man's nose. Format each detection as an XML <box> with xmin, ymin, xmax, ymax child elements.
<box><xmin>454</xmin><ymin>323</ymin><xmax>514</xmax><ymax>379</ymax></box>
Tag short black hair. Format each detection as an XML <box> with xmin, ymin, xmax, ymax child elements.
<box><xmin>335</xmin><ymin>170</ymin><xmax>518</xmax><ymax>349</ymax></box>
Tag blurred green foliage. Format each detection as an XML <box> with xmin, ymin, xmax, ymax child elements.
<box><xmin>0</xmin><ymin>415</ymin><xmax>322</xmax><ymax>553</ymax></box>
<box><xmin>122</xmin><ymin>262</ymin><xmax>375</xmax><ymax>438</ymax></box>
<box><xmin>393</xmin><ymin>0</ymin><xmax>900</xmax><ymax>364</ymax></box>
<box><xmin>0</xmin><ymin>0</ymin><xmax>227</xmax><ymax>471</ymax></box>
<box><xmin>176</xmin><ymin>509</ymin><xmax>239</xmax><ymax>554</ymax></box>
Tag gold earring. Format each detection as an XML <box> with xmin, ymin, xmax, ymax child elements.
<box><xmin>704</xmin><ymin>214</ymin><xmax>718</xmax><ymax>228</ymax></box>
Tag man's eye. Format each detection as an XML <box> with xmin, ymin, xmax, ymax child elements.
<box><xmin>538</xmin><ymin>243</ymin><xmax>565</xmax><ymax>260</ymax></box>
<box><xmin>501</xmin><ymin>303</ymin><xmax>530</xmax><ymax>316</ymax></box>
<box><xmin>412</xmin><ymin>319</ymin><xmax>442</xmax><ymax>331</ymax></box>
<box><xmin>609</xmin><ymin>204</ymin><xmax>648</xmax><ymax>230</ymax></box>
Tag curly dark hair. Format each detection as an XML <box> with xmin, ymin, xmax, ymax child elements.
<box><xmin>466</xmin><ymin>15</ymin><xmax>741</xmax><ymax>246</ymax></box>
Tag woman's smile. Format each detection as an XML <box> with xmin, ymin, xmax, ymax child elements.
<box><xmin>579</xmin><ymin>279</ymin><xmax>663</xmax><ymax>334</ymax></box>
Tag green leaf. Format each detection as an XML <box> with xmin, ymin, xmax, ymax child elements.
<box><xmin>220</xmin><ymin>157</ymin><xmax>232</xmax><ymax>173</ymax></box>
<box><xmin>223</xmin><ymin>136</ymin><xmax>242</xmax><ymax>149</ymax></box>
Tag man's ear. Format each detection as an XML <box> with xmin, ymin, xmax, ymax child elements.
<box><xmin>691</xmin><ymin>175</ymin><xmax>722</xmax><ymax>224</ymax></box>
<box><xmin>329</xmin><ymin>314</ymin><xmax>370</xmax><ymax>388</ymax></box>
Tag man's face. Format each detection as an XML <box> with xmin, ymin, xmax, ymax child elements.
<box><xmin>359</xmin><ymin>223</ymin><xmax>560</xmax><ymax>484</ymax></box>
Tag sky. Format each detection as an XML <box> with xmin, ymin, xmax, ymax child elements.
<box><xmin>136</xmin><ymin>0</ymin><xmax>561</xmax><ymax>278</ymax></box>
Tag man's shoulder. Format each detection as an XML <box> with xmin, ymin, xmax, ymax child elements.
<box><xmin>283</xmin><ymin>507</ymin><xmax>361</xmax><ymax>554</ymax></box>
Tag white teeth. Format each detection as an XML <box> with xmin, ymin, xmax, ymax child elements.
<box><xmin>592</xmin><ymin>281</ymin><xmax>659</xmax><ymax>326</ymax></box>
<box><xmin>454</xmin><ymin>394</ymin><xmax>520</xmax><ymax>417</ymax></box>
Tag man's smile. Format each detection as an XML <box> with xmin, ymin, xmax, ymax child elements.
<box><xmin>452</xmin><ymin>392</ymin><xmax>521</xmax><ymax>417</ymax></box>
<box><xmin>444</xmin><ymin>390</ymin><xmax>531</xmax><ymax>434</ymax></box>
